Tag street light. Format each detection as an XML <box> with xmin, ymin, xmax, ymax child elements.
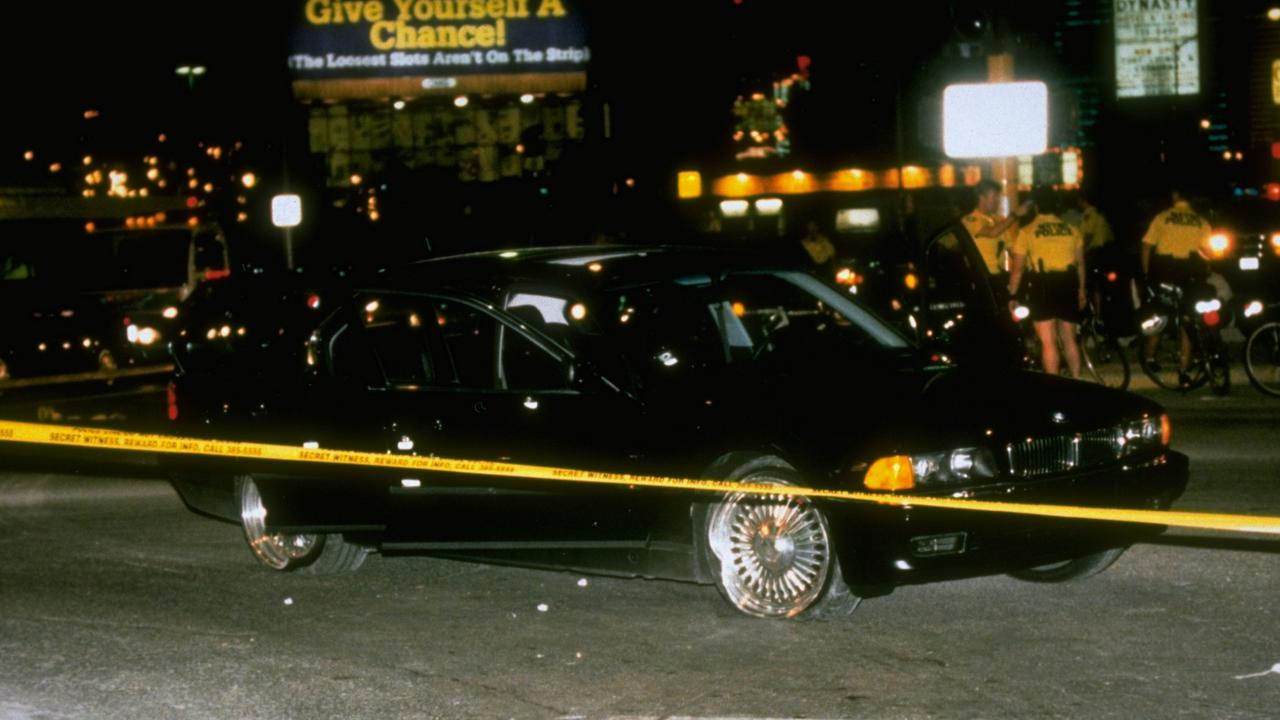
<box><xmin>175</xmin><ymin>65</ymin><xmax>206</xmax><ymax>90</ymax></box>
<box><xmin>1268</xmin><ymin>7</ymin><xmax>1280</xmax><ymax>21</ymax></box>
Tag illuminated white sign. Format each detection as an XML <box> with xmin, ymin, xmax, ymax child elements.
<box><xmin>1115</xmin><ymin>0</ymin><xmax>1199</xmax><ymax>99</ymax></box>
<box><xmin>272</xmin><ymin>194</ymin><xmax>302</xmax><ymax>228</ymax></box>
<box><xmin>835</xmin><ymin>208</ymin><xmax>881</xmax><ymax>231</ymax></box>
<box><xmin>719</xmin><ymin>200</ymin><xmax>749</xmax><ymax>218</ymax></box>
<box><xmin>943</xmin><ymin>82</ymin><xmax>1048</xmax><ymax>158</ymax></box>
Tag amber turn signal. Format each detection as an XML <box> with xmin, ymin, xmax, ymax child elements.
<box><xmin>864</xmin><ymin>455</ymin><xmax>915</xmax><ymax>491</ymax></box>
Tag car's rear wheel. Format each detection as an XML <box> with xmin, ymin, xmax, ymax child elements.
<box><xmin>703</xmin><ymin>456</ymin><xmax>859</xmax><ymax>619</ymax></box>
<box><xmin>235</xmin><ymin>476</ymin><xmax>368</xmax><ymax>573</ymax></box>
<box><xmin>1007</xmin><ymin>546</ymin><xmax>1126</xmax><ymax>583</ymax></box>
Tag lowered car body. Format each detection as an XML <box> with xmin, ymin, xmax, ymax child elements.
<box><xmin>166</xmin><ymin>245</ymin><xmax>1187</xmax><ymax>618</ymax></box>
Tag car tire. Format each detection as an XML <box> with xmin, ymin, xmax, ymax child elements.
<box><xmin>1007</xmin><ymin>546</ymin><xmax>1126</xmax><ymax>583</ymax></box>
<box><xmin>701</xmin><ymin>455</ymin><xmax>860</xmax><ymax>619</ymax></box>
<box><xmin>235</xmin><ymin>475</ymin><xmax>368</xmax><ymax>574</ymax></box>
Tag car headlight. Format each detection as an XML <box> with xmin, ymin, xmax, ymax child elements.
<box><xmin>910</xmin><ymin>447</ymin><xmax>999</xmax><ymax>486</ymax></box>
<box><xmin>864</xmin><ymin>447</ymin><xmax>998</xmax><ymax>491</ymax></box>
<box><xmin>1244</xmin><ymin>300</ymin><xmax>1264</xmax><ymax>318</ymax></box>
<box><xmin>1120</xmin><ymin>414</ymin><xmax>1169</xmax><ymax>455</ymax></box>
<box><xmin>127</xmin><ymin>324</ymin><xmax>160</xmax><ymax>346</ymax></box>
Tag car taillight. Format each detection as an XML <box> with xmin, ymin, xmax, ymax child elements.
<box><xmin>167</xmin><ymin>382</ymin><xmax>179</xmax><ymax>421</ymax></box>
<box><xmin>307</xmin><ymin>294</ymin><xmax>322</xmax><ymax>310</ymax></box>
<box><xmin>204</xmin><ymin>269</ymin><xmax>232</xmax><ymax>280</ymax></box>
<box><xmin>1203</xmin><ymin>310</ymin><xmax>1221</xmax><ymax>327</ymax></box>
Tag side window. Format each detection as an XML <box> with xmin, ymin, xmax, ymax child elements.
<box><xmin>925</xmin><ymin>230</ymin><xmax>987</xmax><ymax>309</ymax></box>
<box><xmin>608</xmin><ymin>283</ymin><xmax>724</xmax><ymax>374</ymax></box>
<box><xmin>716</xmin><ymin>273</ymin><xmax>860</xmax><ymax>356</ymax></box>
<box><xmin>500</xmin><ymin>327</ymin><xmax>568</xmax><ymax>390</ymax></box>
<box><xmin>435</xmin><ymin>300</ymin><xmax>498</xmax><ymax>389</ymax></box>
<box><xmin>922</xmin><ymin>229</ymin><xmax>1002</xmax><ymax>353</ymax></box>
<box><xmin>359</xmin><ymin>296</ymin><xmax>436</xmax><ymax>387</ymax></box>
<box><xmin>327</xmin><ymin>323</ymin><xmax>384</xmax><ymax>388</ymax></box>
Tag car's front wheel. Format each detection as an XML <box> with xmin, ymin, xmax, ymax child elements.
<box><xmin>702</xmin><ymin>456</ymin><xmax>859</xmax><ymax>619</ymax></box>
<box><xmin>235</xmin><ymin>476</ymin><xmax>368</xmax><ymax>574</ymax></box>
<box><xmin>1007</xmin><ymin>546</ymin><xmax>1126</xmax><ymax>583</ymax></box>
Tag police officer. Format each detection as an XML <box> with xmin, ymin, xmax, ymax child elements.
<box><xmin>962</xmin><ymin>180</ymin><xmax>1032</xmax><ymax>281</ymax></box>
<box><xmin>1007</xmin><ymin>187</ymin><xmax>1087</xmax><ymax>378</ymax></box>
<box><xmin>1139</xmin><ymin>186</ymin><xmax>1212</xmax><ymax>386</ymax></box>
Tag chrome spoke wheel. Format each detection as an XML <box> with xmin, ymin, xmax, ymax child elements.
<box><xmin>708</xmin><ymin>490</ymin><xmax>833</xmax><ymax>618</ymax></box>
<box><xmin>237</xmin><ymin>476</ymin><xmax>321</xmax><ymax>571</ymax></box>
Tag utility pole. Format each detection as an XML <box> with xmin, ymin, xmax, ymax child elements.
<box><xmin>988</xmin><ymin>52</ymin><xmax>1019</xmax><ymax>214</ymax></box>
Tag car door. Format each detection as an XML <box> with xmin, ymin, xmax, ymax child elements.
<box><xmin>360</xmin><ymin>291</ymin><xmax>652</xmax><ymax>547</ymax></box>
<box><xmin>919</xmin><ymin>223</ymin><xmax>1021</xmax><ymax>364</ymax></box>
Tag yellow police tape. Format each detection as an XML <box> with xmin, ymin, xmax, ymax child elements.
<box><xmin>1</xmin><ymin>419</ymin><xmax>1278</xmax><ymax>536</ymax></box>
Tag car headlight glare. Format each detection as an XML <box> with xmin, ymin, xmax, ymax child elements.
<box><xmin>875</xmin><ymin>447</ymin><xmax>997</xmax><ymax>489</ymax></box>
<box><xmin>1120</xmin><ymin>415</ymin><xmax>1168</xmax><ymax>455</ymax></box>
<box><xmin>1244</xmin><ymin>300</ymin><xmax>1264</xmax><ymax>318</ymax></box>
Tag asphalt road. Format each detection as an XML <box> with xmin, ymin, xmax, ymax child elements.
<box><xmin>0</xmin><ymin>387</ymin><xmax>1278</xmax><ymax>719</ymax></box>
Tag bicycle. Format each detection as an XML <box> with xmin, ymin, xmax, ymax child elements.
<box><xmin>1138</xmin><ymin>282</ymin><xmax>1230</xmax><ymax>396</ymax></box>
<box><xmin>1011</xmin><ymin>298</ymin><xmax>1130</xmax><ymax>390</ymax></box>
<box><xmin>1243</xmin><ymin>300</ymin><xmax>1280</xmax><ymax>397</ymax></box>
<box><xmin>1077</xmin><ymin>307</ymin><xmax>1131</xmax><ymax>390</ymax></box>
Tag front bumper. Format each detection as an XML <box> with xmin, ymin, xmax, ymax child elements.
<box><xmin>832</xmin><ymin>450</ymin><xmax>1189</xmax><ymax>591</ymax></box>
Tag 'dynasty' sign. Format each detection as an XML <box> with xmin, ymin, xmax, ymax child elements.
<box><xmin>289</xmin><ymin>0</ymin><xmax>589</xmax><ymax>79</ymax></box>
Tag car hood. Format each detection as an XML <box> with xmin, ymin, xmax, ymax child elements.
<box><xmin>758</xmin><ymin>352</ymin><xmax>1163</xmax><ymax>470</ymax></box>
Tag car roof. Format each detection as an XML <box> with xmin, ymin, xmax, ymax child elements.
<box><xmin>365</xmin><ymin>245</ymin><xmax>783</xmax><ymax>300</ymax></box>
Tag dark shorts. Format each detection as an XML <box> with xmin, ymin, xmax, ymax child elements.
<box><xmin>1150</xmin><ymin>255</ymin><xmax>1203</xmax><ymax>288</ymax></box>
<box><xmin>1026</xmin><ymin>270</ymin><xmax>1082</xmax><ymax>324</ymax></box>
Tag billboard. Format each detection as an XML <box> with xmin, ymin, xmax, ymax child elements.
<box><xmin>290</xmin><ymin>0</ymin><xmax>589</xmax><ymax>98</ymax></box>
<box><xmin>1115</xmin><ymin>0</ymin><xmax>1199</xmax><ymax>99</ymax></box>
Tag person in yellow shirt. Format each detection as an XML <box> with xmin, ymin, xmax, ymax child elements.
<box><xmin>799</xmin><ymin>219</ymin><xmax>836</xmax><ymax>269</ymax></box>
<box><xmin>1140</xmin><ymin>188</ymin><xmax>1211</xmax><ymax>279</ymax></box>
<box><xmin>1007</xmin><ymin>188</ymin><xmax>1086</xmax><ymax>378</ymax></box>
<box><xmin>1139</xmin><ymin>188</ymin><xmax>1212</xmax><ymax>386</ymax></box>
<box><xmin>961</xmin><ymin>180</ymin><xmax>1032</xmax><ymax>279</ymax></box>
<box><xmin>1078</xmin><ymin>194</ymin><xmax>1114</xmax><ymax>252</ymax></box>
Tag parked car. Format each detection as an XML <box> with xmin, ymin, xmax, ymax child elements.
<box><xmin>165</xmin><ymin>245</ymin><xmax>1188</xmax><ymax>619</ymax></box>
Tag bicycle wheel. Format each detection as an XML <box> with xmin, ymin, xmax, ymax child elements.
<box><xmin>1202</xmin><ymin>329</ymin><xmax>1230</xmax><ymax>397</ymax></box>
<box><xmin>1140</xmin><ymin>323</ymin><xmax>1207</xmax><ymax>391</ymax></box>
<box><xmin>1079</xmin><ymin>325</ymin><xmax>1130</xmax><ymax>390</ymax></box>
<box><xmin>1245</xmin><ymin>322</ymin><xmax>1280</xmax><ymax>397</ymax></box>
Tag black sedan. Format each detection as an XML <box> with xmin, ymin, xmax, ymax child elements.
<box><xmin>166</xmin><ymin>245</ymin><xmax>1188</xmax><ymax>619</ymax></box>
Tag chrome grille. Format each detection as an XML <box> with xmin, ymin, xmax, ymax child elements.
<box><xmin>1006</xmin><ymin>427</ymin><xmax>1123</xmax><ymax>477</ymax></box>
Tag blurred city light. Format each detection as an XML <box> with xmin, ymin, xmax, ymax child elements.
<box><xmin>393</xmin><ymin>100</ymin><xmax>406</xmax><ymax>110</ymax></box>
<box><xmin>454</xmin><ymin>95</ymin><xmax>469</xmax><ymax>107</ymax></box>
<box><xmin>755</xmin><ymin>197</ymin><xmax>783</xmax><ymax>215</ymax></box>
<box><xmin>1269</xmin><ymin>7</ymin><xmax>1280</xmax><ymax>21</ymax></box>
<box><xmin>241</xmin><ymin>172</ymin><xmax>257</xmax><ymax>188</ymax></box>
<box><xmin>677</xmin><ymin>171</ymin><xmax>702</xmax><ymax>199</ymax></box>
